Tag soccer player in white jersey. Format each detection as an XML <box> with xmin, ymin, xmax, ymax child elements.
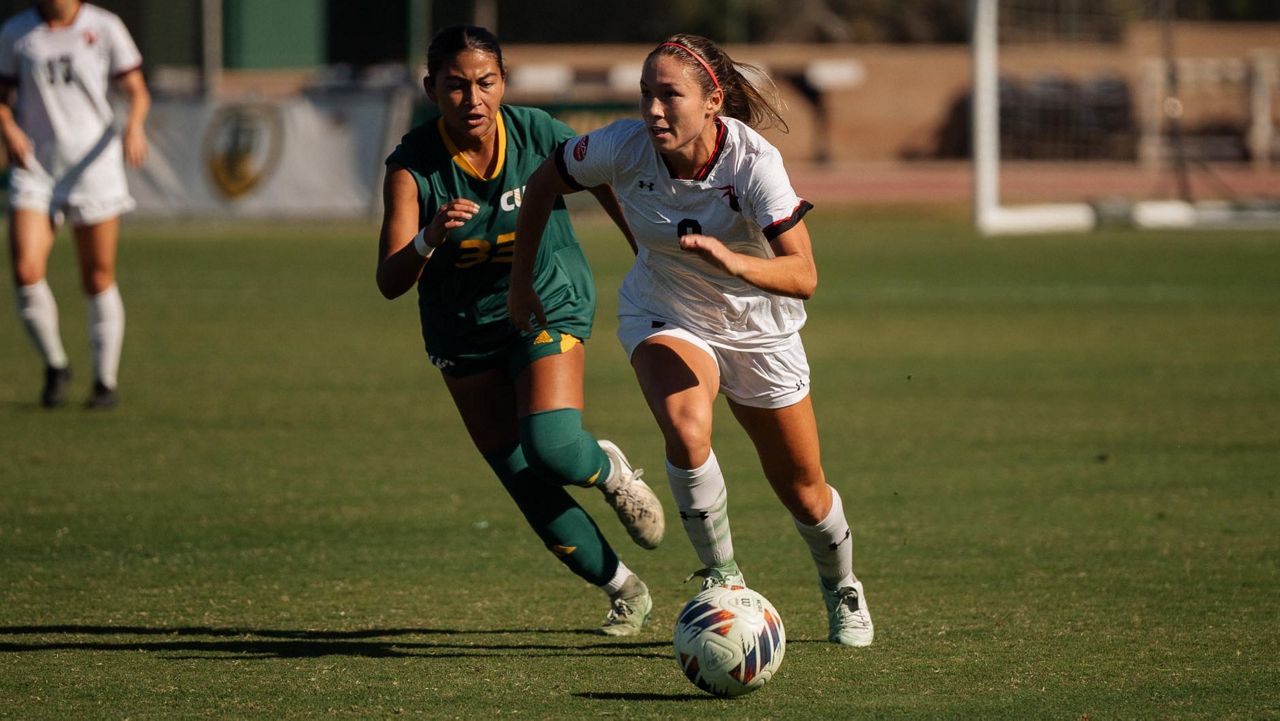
<box><xmin>0</xmin><ymin>0</ymin><xmax>149</xmax><ymax>408</ymax></box>
<box><xmin>510</xmin><ymin>33</ymin><xmax>874</xmax><ymax>646</ymax></box>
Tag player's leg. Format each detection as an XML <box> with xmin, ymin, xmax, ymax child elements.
<box><xmin>514</xmin><ymin>331</ymin><xmax>664</xmax><ymax>550</ymax></box>
<box><xmin>728</xmin><ymin>394</ymin><xmax>873</xmax><ymax>647</ymax></box>
<box><xmin>73</xmin><ymin>217</ymin><xmax>124</xmax><ymax>408</ymax></box>
<box><xmin>9</xmin><ymin>208</ymin><xmax>70</xmax><ymax>406</ymax></box>
<box><xmin>443</xmin><ymin>365</ymin><xmax>649</xmax><ymax>634</ymax></box>
<box><xmin>629</xmin><ymin>331</ymin><xmax>741</xmax><ymax>588</ymax></box>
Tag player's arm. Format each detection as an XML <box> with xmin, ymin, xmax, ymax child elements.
<box><xmin>0</xmin><ymin>79</ymin><xmax>31</xmax><ymax>169</ymax></box>
<box><xmin>508</xmin><ymin>155</ymin><xmax>581</xmax><ymax>330</ymax></box>
<box><xmin>116</xmin><ymin>69</ymin><xmax>149</xmax><ymax>167</ymax></box>
<box><xmin>375</xmin><ymin>164</ymin><xmax>476</xmax><ymax>299</ymax></box>
<box><xmin>678</xmin><ymin>220</ymin><xmax>818</xmax><ymax>300</ymax></box>
<box><xmin>586</xmin><ymin>184</ymin><xmax>637</xmax><ymax>255</ymax></box>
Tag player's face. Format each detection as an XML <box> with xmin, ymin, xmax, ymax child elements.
<box><xmin>426</xmin><ymin>49</ymin><xmax>505</xmax><ymax>146</ymax></box>
<box><xmin>37</xmin><ymin>0</ymin><xmax>80</xmax><ymax>20</ymax></box>
<box><xmin>640</xmin><ymin>54</ymin><xmax>720</xmax><ymax>156</ymax></box>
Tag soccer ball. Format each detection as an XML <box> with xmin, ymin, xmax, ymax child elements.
<box><xmin>672</xmin><ymin>584</ymin><xmax>786</xmax><ymax>697</ymax></box>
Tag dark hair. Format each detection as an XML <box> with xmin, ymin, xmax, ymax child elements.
<box><xmin>425</xmin><ymin>25</ymin><xmax>505</xmax><ymax>81</ymax></box>
<box><xmin>647</xmin><ymin>33</ymin><xmax>788</xmax><ymax>132</ymax></box>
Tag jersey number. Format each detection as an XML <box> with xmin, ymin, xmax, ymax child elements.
<box><xmin>44</xmin><ymin>55</ymin><xmax>73</xmax><ymax>85</ymax></box>
<box><xmin>677</xmin><ymin>218</ymin><xmax>702</xmax><ymax>237</ymax></box>
<box><xmin>455</xmin><ymin>231</ymin><xmax>515</xmax><ymax>269</ymax></box>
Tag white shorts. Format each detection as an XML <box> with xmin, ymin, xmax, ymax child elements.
<box><xmin>9</xmin><ymin>149</ymin><xmax>135</xmax><ymax>226</ymax></box>
<box><xmin>618</xmin><ymin>314</ymin><xmax>812</xmax><ymax>409</ymax></box>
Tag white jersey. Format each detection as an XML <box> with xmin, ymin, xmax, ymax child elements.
<box><xmin>557</xmin><ymin>116</ymin><xmax>812</xmax><ymax>351</ymax></box>
<box><xmin>0</xmin><ymin>4</ymin><xmax>141</xmax><ymax>177</ymax></box>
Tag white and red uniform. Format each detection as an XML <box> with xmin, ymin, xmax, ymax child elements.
<box><xmin>0</xmin><ymin>3</ymin><xmax>141</xmax><ymax>223</ymax></box>
<box><xmin>557</xmin><ymin>116</ymin><xmax>816</xmax><ymax>408</ymax></box>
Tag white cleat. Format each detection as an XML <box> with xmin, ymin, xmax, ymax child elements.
<box><xmin>598</xmin><ymin>576</ymin><xmax>653</xmax><ymax>636</ymax></box>
<box><xmin>824</xmin><ymin>580</ymin><xmax>874</xmax><ymax>647</ymax></box>
<box><xmin>597</xmin><ymin>440</ymin><xmax>665</xmax><ymax>550</ymax></box>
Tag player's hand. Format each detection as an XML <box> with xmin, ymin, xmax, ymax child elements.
<box><xmin>1</xmin><ymin>126</ymin><xmax>32</xmax><ymax>170</ymax></box>
<box><xmin>507</xmin><ymin>283</ymin><xmax>548</xmax><ymax>332</ymax></box>
<box><xmin>679</xmin><ymin>233</ymin><xmax>742</xmax><ymax>276</ymax></box>
<box><xmin>123</xmin><ymin>125</ymin><xmax>148</xmax><ymax>167</ymax></box>
<box><xmin>425</xmin><ymin>198</ymin><xmax>479</xmax><ymax>249</ymax></box>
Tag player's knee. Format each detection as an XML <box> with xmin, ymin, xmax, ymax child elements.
<box><xmin>519</xmin><ymin>409</ymin><xmax>599</xmax><ymax>486</ymax></box>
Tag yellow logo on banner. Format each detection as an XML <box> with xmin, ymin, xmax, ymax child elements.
<box><xmin>203</xmin><ymin>104</ymin><xmax>284</xmax><ymax>200</ymax></box>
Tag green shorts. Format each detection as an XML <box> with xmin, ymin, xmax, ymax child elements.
<box><xmin>429</xmin><ymin>327</ymin><xmax>583</xmax><ymax>378</ymax></box>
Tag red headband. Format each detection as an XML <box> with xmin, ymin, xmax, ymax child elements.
<box><xmin>660</xmin><ymin>41</ymin><xmax>721</xmax><ymax>92</ymax></box>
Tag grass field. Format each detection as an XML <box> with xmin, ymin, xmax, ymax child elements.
<box><xmin>1</xmin><ymin>209</ymin><xmax>1277</xmax><ymax>719</ymax></box>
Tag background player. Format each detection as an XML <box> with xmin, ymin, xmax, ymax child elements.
<box><xmin>0</xmin><ymin>0</ymin><xmax>149</xmax><ymax>408</ymax></box>
<box><xmin>510</xmin><ymin>33</ymin><xmax>874</xmax><ymax>646</ymax></box>
<box><xmin>376</xmin><ymin>25</ymin><xmax>663</xmax><ymax>635</ymax></box>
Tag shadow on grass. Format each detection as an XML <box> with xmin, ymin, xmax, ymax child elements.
<box><xmin>0</xmin><ymin>625</ymin><xmax>671</xmax><ymax>660</ymax></box>
<box><xmin>573</xmin><ymin>691</ymin><xmax>714</xmax><ymax>702</ymax></box>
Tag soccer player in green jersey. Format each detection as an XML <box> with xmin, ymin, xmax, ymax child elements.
<box><xmin>375</xmin><ymin>25</ymin><xmax>664</xmax><ymax>635</ymax></box>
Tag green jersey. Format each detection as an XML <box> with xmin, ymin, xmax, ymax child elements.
<box><xmin>386</xmin><ymin>105</ymin><xmax>596</xmax><ymax>371</ymax></box>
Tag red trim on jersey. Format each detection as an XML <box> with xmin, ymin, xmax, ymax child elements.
<box><xmin>112</xmin><ymin>63</ymin><xmax>143</xmax><ymax>81</ymax></box>
<box><xmin>663</xmin><ymin>118</ymin><xmax>726</xmax><ymax>181</ymax></box>
<box><xmin>554</xmin><ymin>138</ymin><xmax>587</xmax><ymax>191</ymax></box>
<box><xmin>762</xmin><ymin>200</ymin><xmax>815</xmax><ymax>241</ymax></box>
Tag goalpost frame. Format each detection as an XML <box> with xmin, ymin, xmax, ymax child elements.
<box><xmin>970</xmin><ymin>0</ymin><xmax>1098</xmax><ymax>234</ymax></box>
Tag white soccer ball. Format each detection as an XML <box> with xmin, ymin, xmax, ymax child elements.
<box><xmin>672</xmin><ymin>584</ymin><xmax>786</xmax><ymax>697</ymax></box>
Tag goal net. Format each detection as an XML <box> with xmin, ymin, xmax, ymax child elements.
<box><xmin>971</xmin><ymin>0</ymin><xmax>1280</xmax><ymax>234</ymax></box>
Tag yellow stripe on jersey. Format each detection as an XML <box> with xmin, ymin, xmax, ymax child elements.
<box><xmin>437</xmin><ymin>111</ymin><xmax>507</xmax><ymax>181</ymax></box>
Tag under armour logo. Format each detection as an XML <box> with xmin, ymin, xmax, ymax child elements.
<box><xmin>638</xmin><ymin>180</ymin><xmax>654</xmax><ymax>191</ymax></box>
<box><xmin>679</xmin><ymin>510</ymin><xmax>710</xmax><ymax>520</ymax></box>
<box><xmin>828</xmin><ymin>527</ymin><xmax>851</xmax><ymax>551</ymax></box>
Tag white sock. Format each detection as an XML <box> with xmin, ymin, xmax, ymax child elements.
<box><xmin>793</xmin><ymin>485</ymin><xmax>857</xmax><ymax>590</ymax></box>
<box><xmin>16</xmin><ymin>280</ymin><xmax>69</xmax><ymax>368</ymax></box>
<box><xmin>87</xmin><ymin>284</ymin><xmax>125</xmax><ymax>389</ymax></box>
<box><xmin>600</xmin><ymin>561</ymin><xmax>633</xmax><ymax>597</ymax></box>
<box><xmin>667</xmin><ymin>450</ymin><xmax>735</xmax><ymax>569</ymax></box>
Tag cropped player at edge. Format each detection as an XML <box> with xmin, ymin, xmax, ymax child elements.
<box><xmin>511</xmin><ymin>33</ymin><xmax>874</xmax><ymax>646</ymax></box>
<box><xmin>0</xmin><ymin>0</ymin><xmax>149</xmax><ymax>409</ymax></box>
<box><xmin>376</xmin><ymin>26</ymin><xmax>664</xmax><ymax>636</ymax></box>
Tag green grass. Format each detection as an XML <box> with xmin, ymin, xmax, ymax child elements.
<box><xmin>1</xmin><ymin>211</ymin><xmax>1277</xmax><ymax>719</ymax></box>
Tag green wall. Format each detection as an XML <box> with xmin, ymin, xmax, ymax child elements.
<box><xmin>223</xmin><ymin>0</ymin><xmax>326</xmax><ymax>69</ymax></box>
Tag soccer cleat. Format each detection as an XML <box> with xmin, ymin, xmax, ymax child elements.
<box><xmin>597</xmin><ymin>440</ymin><xmax>665</xmax><ymax>550</ymax></box>
<box><xmin>824</xmin><ymin>580</ymin><xmax>874</xmax><ymax>647</ymax></box>
<box><xmin>41</xmin><ymin>365</ymin><xmax>71</xmax><ymax>408</ymax></box>
<box><xmin>598</xmin><ymin>576</ymin><xmax>653</xmax><ymax>636</ymax></box>
<box><xmin>685</xmin><ymin>565</ymin><xmax>746</xmax><ymax>591</ymax></box>
<box><xmin>85</xmin><ymin>380</ymin><xmax>118</xmax><ymax>410</ymax></box>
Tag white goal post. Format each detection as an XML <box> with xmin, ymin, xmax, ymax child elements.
<box><xmin>969</xmin><ymin>0</ymin><xmax>1280</xmax><ymax>235</ymax></box>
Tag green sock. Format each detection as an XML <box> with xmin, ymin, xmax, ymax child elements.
<box><xmin>519</xmin><ymin>408</ymin><xmax>611</xmax><ymax>488</ymax></box>
<box><xmin>483</xmin><ymin>442</ymin><xmax>618</xmax><ymax>586</ymax></box>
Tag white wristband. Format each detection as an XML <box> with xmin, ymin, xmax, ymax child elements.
<box><xmin>412</xmin><ymin>227</ymin><xmax>435</xmax><ymax>258</ymax></box>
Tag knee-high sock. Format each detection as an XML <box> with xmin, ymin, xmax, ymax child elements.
<box><xmin>87</xmin><ymin>284</ymin><xmax>125</xmax><ymax>388</ymax></box>
<box><xmin>483</xmin><ymin>442</ymin><xmax>619</xmax><ymax>586</ymax></box>
<box><xmin>792</xmin><ymin>485</ymin><xmax>857</xmax><ymax>590</ymax></box>
<box><xmin>519</xmin><ymin>408</ymin><xmax>611</xmax><ymax>488</ymax></box>
<box><xmin>666</xmin><ymin>450</ymin><xmax>735</xmax><ymax>569</ymax></box>
<box><xmin>16</xmin><ymin>280</ymin><xmax>68</xmax><ymax>368</ymax></box>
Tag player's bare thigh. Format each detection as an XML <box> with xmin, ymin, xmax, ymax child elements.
<box><xmin>443</xmin><ymin>367</ymin><xmax>520</xmax><ymax>455</ymax></box>
<box><xmin>631</xmin><ymin>335</ymin><xmax>721</xmax><ymax>468</ymax></box>
<box><xmin>72</xmin><ymin>217</ymin><xmax>119</xmax><ymax>295</ymax></box>
<box><xmin>8</xmin><ymin>209</ymin><xmax>58</xmax><ymax>286</ymax></box>
<box><xmin>728</xmin><ymin>395</ymin><xmax>832</xmax><ymax>524</ymax></box>
<box><xmin>516</xmin><ymin>342</ymin><xmax>585</xmax><ymax>416</ymax></box>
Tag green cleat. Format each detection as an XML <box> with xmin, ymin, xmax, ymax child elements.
<box><xmin>685</xmin><ymin>564</ymin><xmax>746</xmax><ymax>591</ymax></box>
<box><xmin>598</xmin><ymin>576</ymin><xmax>652</xmax><ymax>637</ymax></box>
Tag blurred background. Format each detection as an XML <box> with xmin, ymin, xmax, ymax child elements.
<box><xmin>0</xmin><ymin>0</ymin><xmax>1274</xmax><ymax>222</ymax></box>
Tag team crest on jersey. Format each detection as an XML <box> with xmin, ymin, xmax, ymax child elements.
<box><xmin>83</xmin><ymin>30</ymin><xmax>97</xmax><ymax>46</ymax></box>
<box><xmin>573</xmin><ymin>135</ymin><xmax>589</xmax><ymax>161</ymax></box>
<box><xmin>203</xmin><ymin>103</ymin><xmax>284</xmax><ymax>200</ymax></box>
